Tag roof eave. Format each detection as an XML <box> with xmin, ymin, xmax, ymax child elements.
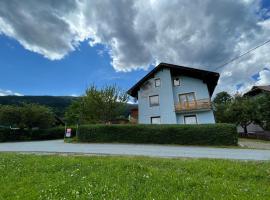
<box><xmin>127</xmin><ymin>63</ymin><xmax>220</xmax><ymax>98</ymax></box>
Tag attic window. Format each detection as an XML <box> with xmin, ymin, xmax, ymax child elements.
<box><xmin>155</xmin><ymin>78</ymin><xmax>161</xmax><ymax>87</ymax></box>
<box><xmin>142</xmin><ymin>81</ymin><xmax>151</xmax><ymax>90</ymax></box>
<box><xmin>173</xmin><ymin>77</ymin><xmax>180</xmax><ymax>86</ymax></box>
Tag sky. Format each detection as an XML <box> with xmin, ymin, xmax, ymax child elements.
<box><xmin>0</xmin><ymin>0</ymin><xmax>270</xmax><ymax>96</ymax></box>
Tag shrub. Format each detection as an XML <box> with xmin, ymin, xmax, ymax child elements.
<box><xmin>77</xmin><ymin>123</ymin><xmax>238</xmax><ymax>146</ymax></box>
<box><xmin>0</xmin><ymin>128</ymin><xmax>8</xmax><ymax>142</ymax></box>
<box><xmin>0</xmin><ymin>127</ymin><xmax>65</xmax><ymax>142</ymax></box>
<box><xmin>31</xmin><ymin>127</ymin><xmax>65</xmax><ymax>140</ymax></box>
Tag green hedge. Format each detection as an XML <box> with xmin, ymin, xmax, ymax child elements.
<box><xmin>77</xmin><ymin>124</ymin><xmax>238</xmax><ymax>146</ymax></box>
<box><xmin>0</xmin><ymin>127</ymin><xmax>65</xmax><ymax>142</ymax></box>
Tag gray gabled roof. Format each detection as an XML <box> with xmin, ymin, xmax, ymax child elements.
<box><xmin>127</xmin><ymin>63</ymin><xmax>220</xmax><ymax>98</ymax></box>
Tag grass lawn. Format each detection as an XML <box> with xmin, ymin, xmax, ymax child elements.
<box><xmin>0</xmin><ymin>153</ymin><xmax>269</xmax><ymax>200</ymax></box>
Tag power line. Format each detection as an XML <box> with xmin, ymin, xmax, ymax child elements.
<box><xmin>214</xmin><ymin>38</ymin><xmax>270</xmax><ymax>71</ymax></box>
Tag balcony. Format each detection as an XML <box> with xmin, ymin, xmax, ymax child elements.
<box><xmin>175</xmin><ymin>98</ymin><xmax>212</xmax><ymax>112</ymax></box>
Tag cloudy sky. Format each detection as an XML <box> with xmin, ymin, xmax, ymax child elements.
<box><xmin>0</xmin><ymin>0</ymin><xmax>270</xmax><ymax>96</ymax></box>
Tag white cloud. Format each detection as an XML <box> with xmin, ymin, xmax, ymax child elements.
<box><xmin>0</xmin><ymin>0</ymin><xmax>83</xmax><ymax>60</ymax></box>
<box><xmin>0</xmin><ymin>89</ymin><xmax>23</xmax><ymax>96</ymax></box>
<box><xmin>70</xmin><ymin>94</ymin><xmax>79</xmax><ymax>97</ymax></box>
<box><xmin>255</xmin><ymin>69</ymin><xmax>270</xmax><ymax>86</ymax></box>
<box><xmin>0</xmin><ymin>0</ymin><xmax>270</xmax><ymax>93</ymax></box>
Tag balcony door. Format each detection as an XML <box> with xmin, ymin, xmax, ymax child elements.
<box><xmin>179</xmin><ymin>92</ymin><xmax>196</xmax><ymax>109</ymax></box>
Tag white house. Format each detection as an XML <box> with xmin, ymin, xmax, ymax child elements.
<box><xmin>127</xmin><ymin>63</ymin><xmax>220</xmax><ymax>124</ymax></box>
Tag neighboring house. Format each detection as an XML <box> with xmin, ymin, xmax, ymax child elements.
<box><xmin>239</xmin><ymin>85</ymin><xmax>270</xmax><ymax>133</ymax></box>
<box><xmin>244</xmin><ymin>85</ymin><xmax>270</xmax><ymax>97</ymax></box>
<box><xmin>128</xmin><ymin>108</ymin><xmax>138</xmax><ymax>124</ymax></box>
<box><xmin>127</xmin><ymin>63</ymin><xmax>220</xmax><ymax>124</ymax></box>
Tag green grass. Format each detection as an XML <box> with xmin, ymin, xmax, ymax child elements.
<box><xmin>0</xmin><ymin>154</ymin><xmax>269</xmax><ymax>200</ymax></box>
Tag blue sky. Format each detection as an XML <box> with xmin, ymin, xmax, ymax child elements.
<box><xmin>0</xmin><ymin>0</ymin><xmax>270</xmax><ymax>96</ymax></box>
<box><xmin>0</xmin><ymin>35</ymin><xmax>148</xmax><ymax>96</ymax></box>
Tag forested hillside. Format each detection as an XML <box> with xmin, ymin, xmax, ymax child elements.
<box><xmin>0</xmin><ymin>96</ymin><xmax>77</xmax><ymax>117</ymax></box>
<box><xmin>0</xmin><ymin>96</ymin><xmax>137</xmax><ymax>119</ymax></box>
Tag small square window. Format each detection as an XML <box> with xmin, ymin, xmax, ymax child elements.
<box><xmin>173</xmin><ymin>77</ymin><xmax>180</xmax><ymax>86</ymax></box>
<box><xmin>151</xmin><ymin>116</ymin><xmax>161</xmax><ymax>124</ymax></box>
<box><xmin>149</xmin><ymin>95</ymin><xmax>159</xmax><ymax>107</ymax></box>
<box><xmin>184</xmin><ymin>115</ymin><xmax>197</xmax><ymax>124</ymax></box>
<box><xmin>155</xmin><ymin>78</ymin><xmax>161</xmax><ymax>87</ymax></box>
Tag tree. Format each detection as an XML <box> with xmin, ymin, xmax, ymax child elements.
<box><xmin>0</xmin><ymin>103</ymin><xmax>55</xmax><ymax>130</ymax></box>
<box><xmin>65</xmin><ymin>85</ymin><xmax>129</xmax><ymax>124</ymax></box>
<box><xmin>64</xmin><ymin>99</ymin><xmax>83</xmax><ymax>125</ymax></box>
<box><xmin>227</xmin><ymin>96</ymin><xmax>258</xmax><ymax>134</ymax></box>
<box><xmin>213</xmin><ymin>91</ymin><xmax>232</xmax><ymax>105</ymax></box>
<box><xmin>213</xmin><ymin>92</ymin><xmax>232</xmax><ymax>123</ymax></box>
<box><xmin>255</xmin><ymin>93</ymin><xmax>270</xmax><ymax>130</ymax></box>
<box><xmin>21</xmin><ymin>103</ymin><xmax>55</xmax><ymax>130</ymax></box>
<box><xmin>0</xmin><ymin>105</ymin><xmax>22</xmax><ymax>128</ymax></box>
<box><xmin>213</xmin><ymin>91</ymin><xmax>270</xmax><ymax>133</ymax></box>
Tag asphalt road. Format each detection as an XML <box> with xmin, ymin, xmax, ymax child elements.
<box><xmin>1</xmin><ymin>140</ymin><xmax>270</xmax><ymax>161</ymax></box>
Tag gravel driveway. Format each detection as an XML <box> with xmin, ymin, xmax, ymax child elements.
<box><xmin>1</xmin><ymin>140</ymin><xmax>270</xmax><ymax>161</ymax></box>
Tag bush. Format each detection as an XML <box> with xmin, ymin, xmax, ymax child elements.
<box><xmin>77</xmin><ymin>124</ymin><xmax>238</xmax><ymax>146</ymax></box>
<box><xmin>0</xmin><ymin>127</ymin><xmax>65</xmax><ymax>142</ymax></box>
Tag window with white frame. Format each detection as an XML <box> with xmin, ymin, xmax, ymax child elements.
<box><xmin>184</xmin><ymin>115</ymin><xmax>197</xmax><ymax>124</ymax></box>
<box><xmin>173</xmin><ymin>77</ymin><xmax>180</xmax><ymax>86</ymax></box>
<box><xmin>149</xmin><ymin>95</ymin><xmax>159</xmax><ymax>107</ymax></box>
<box><xmin>151</xmin><ymin>116</ymin><xmax>161</xmax><ymax>124</ymax></box>
<box><xmin>155</xmin><ymin>78</ymin><xmax>161</xmax><ymax>87</ymax></box>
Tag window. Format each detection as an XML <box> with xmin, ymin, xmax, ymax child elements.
<box><xmin>173</xmin><ymin>77</ymin><xmax>180</xmax><ymax>86</ymax></box>
<box><xmin>141</xmin><ymin>81</ymin><xmax>151</xmax><ymax>91</ymax></box>
<box><xmin>151</xmin><ymin>116</ymin><xmax>161</xmax><ymax>124</ymax></box>
<box><xmin>179</xmin><ymin>92</ymin><xmax>196</xmax><ymax>104</ymax></box>
<box><xmin>149</xmin><ymin>95</ymin><xmax>159</xmax><ymax>107</ymax></box>
<box><xmin>155</xmin><ymin>78</ymin><xmax>161</xmax><ymax>87</ymax></box>
<box><xmin>184</xmin><ymin>115</ymin><xmax>197</xmax><ymax>124</ymax></box>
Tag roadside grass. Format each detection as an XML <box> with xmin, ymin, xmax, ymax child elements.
<box><xmin>239</xmin><ymin>138</ymin><xmax>270</xmax><ymax>144</ymax></box>
<box><xmin>238</xmin><ymin>138</ymin><xmax>270</xmax><ymax>150</ymax></box>
<box><xmin>0</xmin><ymin>153</ymin><xmax>269</xmax><ymax>200</ymax></box>
<box><xmin>63</xmin><ymin>137</ymin><xmax>242</xmax><ymax>149</ymax></box>
<box><xmin>64</xmin><ymin>137</ymin><xmax>77</xmax><ymax>143</ymax></box>
<box><xmin>65</xmin><ymin>137</ymin><xmax>270</xmax><ymax>150</ymax></box>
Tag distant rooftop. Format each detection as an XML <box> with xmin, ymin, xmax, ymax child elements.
<box><xmin>244</xmin><ymin>85</ymin><xmax>270</xmax><ymax>96</ymax></box>
<box><xmin>127</xmin><ymin>63</ymin><xmax>220</xmax><ymax>98</ymax></box>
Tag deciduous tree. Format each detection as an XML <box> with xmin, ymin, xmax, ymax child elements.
<box><xmin>65</xmin><ymin>85</ymin><xmax>129</xmax><ymax>124</ymax></box>
<box><xmin>213</xmin><ymin>92</ymin><xmax>232</xmax><ymax>123</ymax></box>
<box><xmin>0</xmin><ymin>104</ymin><xmax>55</xmax><ymax>130</ymax></box>
<box><xmin>227</xmin><ymin>96</ymin><xmax>258</xmax><ymax>134</ymax></box>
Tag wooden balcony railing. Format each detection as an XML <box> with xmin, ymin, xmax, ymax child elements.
<box><xmin>175</xmin><ymin>98</ymin><xmax>211</xmax><ymax>112</ymax></box>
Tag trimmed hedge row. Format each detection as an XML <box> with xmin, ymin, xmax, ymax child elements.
<box><xmin>77</xmin><ymin>124</ymin><xmax>238</xmax><ymax>146</ymax></box>
<box><xmin>0</xmin><ymin>127</ymin><xmax>65</xmax><ymax>142</ymax></box>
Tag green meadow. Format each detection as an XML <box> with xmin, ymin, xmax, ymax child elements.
<box><xmin>0</xmin><ymin>153</ymin><xmax>269</xmax><ymax>200</ymax></box>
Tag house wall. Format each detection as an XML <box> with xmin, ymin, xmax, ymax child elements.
<box><xmin>138</xmin><ymin>69</ymin><xmax>176</xmax><ymax>124</ymax></box>
<box><xmin>176</xmin><ymin>111</ymin><xmax>215</xmax><ymax>124</ymax></box>
<box><xmin>173</xmin><ymin>76</ymin><xmax>215</xmax><ymax>124</ymax></box>
<box><xmin>172</xmin><ymin>76</ymin><xmax>210</xmax><ymax>102</ymax></box>
<box><xmin>237</xmin><ymin>123</ymin><xmax>264</xmax><ymax>133</ymax></box>
<box><xmin>138</xmin><ymin>69</ymin><xmax>215</xmax><ymax>124</ymax></box>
